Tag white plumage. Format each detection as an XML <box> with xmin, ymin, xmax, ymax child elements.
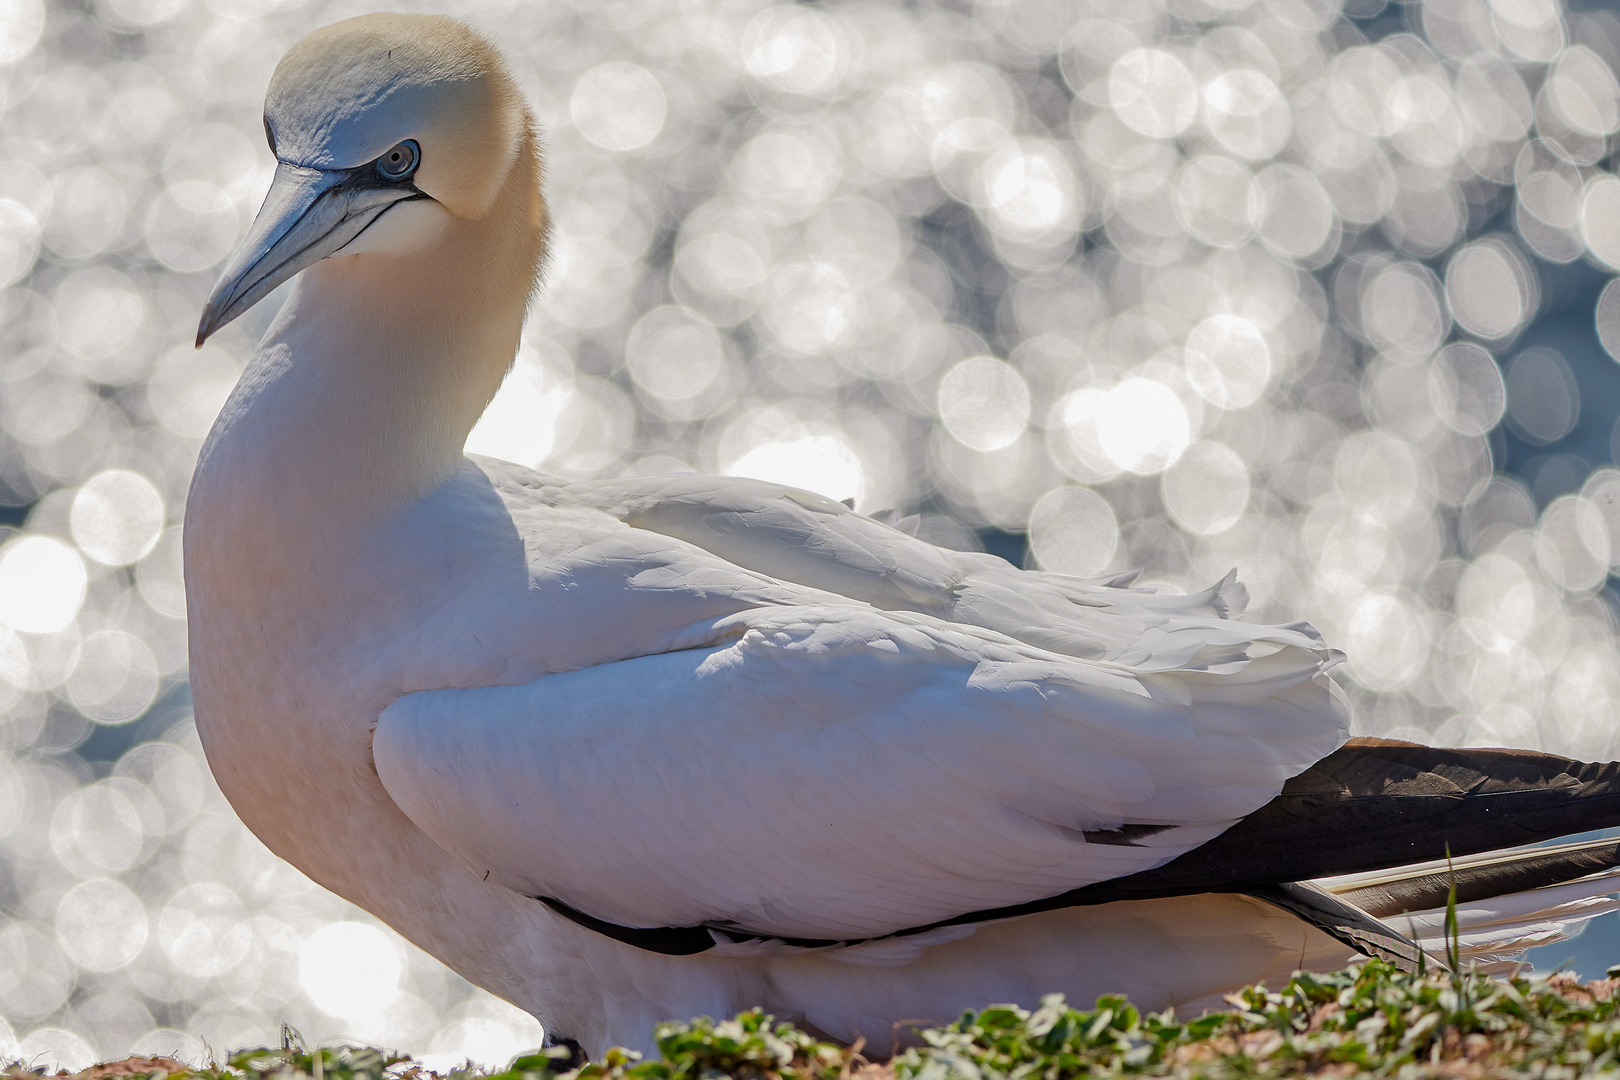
<box><xmin>184</xmin><ymin>13</ymin><xmax>1620</xmax><ymax>1059</ymax></box>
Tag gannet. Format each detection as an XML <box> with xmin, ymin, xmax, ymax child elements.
<box><xmin>186</xmin><ymin>13</ymin><xmax>1620</xmax><ymax>1059</ymax></box>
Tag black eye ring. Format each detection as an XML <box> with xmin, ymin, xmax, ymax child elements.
<box><xmin>376</xmin><ymin>139</ymin><xmax>420</xmax><ymax>181</ymax></box>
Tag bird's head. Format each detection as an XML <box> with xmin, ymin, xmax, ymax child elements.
<box><xmin>196</xmin><ymin>13</ymin><xmax>541</xmax><ymax>346</ymax></box>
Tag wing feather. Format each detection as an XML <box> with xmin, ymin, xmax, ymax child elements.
<box><xmin>374</xmin><ymin>602</ymin><xmax>1346</xmax><ymax>941</ymax></box>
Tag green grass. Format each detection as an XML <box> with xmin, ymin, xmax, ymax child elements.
<box><xmin>16</xmin><ymin>960</ymin><xmax>1620</xmax><ymax>1080</ymax></box>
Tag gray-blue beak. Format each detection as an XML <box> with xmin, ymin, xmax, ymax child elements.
<box><xmin>195</xmin><ymin>161</ymin><xmax>423</xmax><ymax>347</ymax></box>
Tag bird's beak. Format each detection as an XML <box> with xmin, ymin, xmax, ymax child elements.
<box><xmin>196</xmin><ymin>161</ymin><xmax>423</xmax><ymax>347</ymax></box>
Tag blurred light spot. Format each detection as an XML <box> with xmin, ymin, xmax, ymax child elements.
<box><xmin>1504</xmin><ymin>347</ymin><xmax>1579</xmax><ymax>445</ymax></box>
<box><xmin>72</xmin><ymin>994</ymin><xmax>155</xmax><ymax>1063</ymax></box>
<box><xmin>1490</xmin><ymin>0</ymin><xmax>1565</xmax><ymax>61</ymax></box>
<box><xmin>1457</xmin><ymin>552</ymin><xmax>1538</xmax><ymax>648</ymax></box>
<box><xmin>1361</xmin><ymin>261</ymin><xmax>1448</xmax><ymax>356</ymax></box>
<box><xmin>0</xmin><ymin>537</ymin><xmax>86</xmax><ymax>634</ymax></box>
<box><xmin>1335</xmin><ymin>432</ymin><xmax>1425</xmax><ymax>523</ymax></box>
<box><xmin>56</xmin><ymin>879</ymin><xmax>147</xmax><ymax>972</ymax></box>
<box><xmin>1600</xmin><ymin>279</ymin><xmax>1620</xmax><ymax>362</ymax></box>
<box><xmin>974</xmin><ymin>140</ymin><xmax>1080</xmax><ymax>247</ymax></box>
<box><xmin>51</xmin><ymin>780</ymin><xmax>149</xmax><ymax>873</ymax></box>
<box><xmin>1174</xmin><ymin>156</ymin><xmax>1255</xmax><ymax>248</ymax></box>
<box><xmin>1445</xmin><ymin>238</ymin><xmax>1536</xmax><ymax>340</ymax></box>
<box><xmin>1344</xmin><ymin>593</ymin><xmax>1430</xmax><ymax>691</ymax></box>
<box><xmin>0</xmin><ymin>199</ymin><xmax>40</xmax><ymax>287</ymax></box>
<box><xmin>1096</xmin><ymin>378</ymin><xmax>1190</xmax><ymax>475</ymax></box>
<box><xmin>0</xmin><ymin>625</ymin><xmax>30</xmax><ymax>694</ymax></box>
<box><xmin>44</xmin><ymin>168</ymin><xmax>127</xmax><ymax>261</ymax></box>
<box><xmin>1312</xmin><ymin>133</ymin><xmax>1396</xmax><ymax>226</ymax></box>
<box><xmin>1029</xmin><ymin>487</ymin><xmax>1118</xmax><ymax>576</ymax></box>
<box><xmin>762</xmin><ymin>262</ymin><xmax>857</xmax><ymax>355</ymax></box>
<box><xmin>1517</xmin><ymin>163</ymin><xmax>1582</xmax><ymax>232</ymax></box>
<box><xmin>1109</xmin><ymin>49</ymin><xmax>1196</xmax><ymax>138</ymax></box>
<box><xmin>147</xmin><ymin>345</ymin><xmax>239</xmax><ymax>438</ymax></box>
<box><xmin>1385</xmin><ymin>167</ymin><xmax>1464</xmax><ymax>257</ymax></box>
<box><xmin>1581</xmin><ymin>177</ymin><xmax>1620</xmax><ymax>271</ymax></box>
<box><xmin>72</xmin><ymin>469</ymin><xmax>164</xmax><ymax>566</ymax></box>
<box><xmin>300</xmin><ymin>922</ymin><xmax>402</xmax><ymax>1021</ymax></box>
<box><xmin>1429</xmin><ymin>343</ymin><xmax>1507</xmax><ymax>436</ymax></box>
<box><xmin>1253</xmin><ymin>164</ymin><xmax>1335</xmax><ymax>263</ymax></box>
<box><xmin>0</xmin><ymin>0</ymin><xmax>44</xmax><ymax>64</ymax></box>
<box><xmin>1059</xmin><ymin>19</ymin><xmax>1139</xmax><ymax>105</ymax></box>
<box><xmin>627</xmin><ymin>307</ymin><xmax>725</xmax><ymax>409</ymax></box>
<box><xmin>3</xmin><ymin>623</ymin><xmax>79</xmax><ymax>691</ymax></box>
<box><xmin>16</xmin><ymin>1029</ymin><xmax>94</xmax><ymax>1073</ymax></box>
<box><xmin>52</xmin><ymin>269</ymin><xmax>145</xmax><ymax>376</ymax></box>
<box><xmin>1388</xmin><ymin>73</ymin><xmax>1464</xmax><ymax>169</ymax></box>
<box><xmin>1536</xmin><ymin>494</ymin><xmax>1609</xmax><ymax>592</ymax></box>
<box><xmin>1583</xmin><ymin>468</ymin><xmax>1620</xmax><ymax>569</ymax></box>
<box><xmin>0</xmin><ymin>924</ymin><xmax>73</xmax><ymax>1019</ymax></box>
<box><xmin>117</xmin><ymin>742</ymin><xmax>208</xmax><ymax>825</ymax></box>
<box><xmin>918</xmin><ymin>64</ymin><xmax>1018</xmax><ymax>186</ymax></box>
<box><xmin>804</xmin><ymin>198</ymin><xmax>902</xmax><ymax>288</ymax></box>
<box><xmin>1184</xmin><ymin>315</ymin><xmax>1270</xmax><ymax>409</ymax></box>
<box><xmin>1162</xmin><ymin>441</ymin><xmax>1249</xmax><ymax>535</ymax></box>
<box><xmin>571</xmin><ymin>63</ymin><xmax>666</xmax><ymax>153</ymax></box>
<box><xmin>725</xmin><ymin>435</ymin><xmax>864</xmax><ymax>505</ymax></box>
<box><xmin>1050</xmin><ymin>388</ymin><xmax>1122</xmax><ymax>484</ymax></box>
<box><xmin>0</xmin><ymin>754</ymin><xmax>23</xmax><ymax>834</ymax></box>
<box><xmin>144</xmin><ymin>182</ymin><xmax>238</xmax><ymax>272</ymax></box>
<box><xmin>465</xmin><ymin>354</ymin><xmax>573</xmax><ymax>469</ymax></box>
<box><xmin>1328</xmin><ymin>47</ymin><xmax>1401</xmax><ymax>137</ymax></box>
<box><xmin>547</xmin><ymin>377</ymin><xmax>634</xmax><ymax>478</ymax></box>
<box><xmin>1202</xmin><ymin>69</ymin><xmax>1291</xmax><ymax>160</ymax></box>
<box><xmin>938</xmin><ymin>358</ymin><xmax>1029</xmax><ymax>452</ymax></box>
<box><xmin>162</xmin><ymin>123</ymin><xmax>265</xmax><ymax>210</ymax></box>
<box><xmin>424</xmin><ymin>1016</ymin><xmax>537</xmax><ymax>1075</ymax></box>
<box><xmin>136</xmin><ymin>527</ymin><xmax>186</xmax><ymax>619</ymax></box>
<box><xmin>1525</xmin><ymin>453</ymin><xmax>1585</xmax><ymax>504</ymax></box>
<box><xmin>67</xmin><ymin>630</ymin><xmax>159</xmax><ymax>723</ymax></box>
<box><xmin>744</xmin><ymin>6</ymin><xmax>844</xmax><ymax>96</ymax></box>
<box><xmin>675</xmin><ymin>200</ymin><xmax>773</xmax><ymax>320</ymax></box>
<box><xmin>159</xmin><ymin>883</ymin><xmax>250</xmax><ymax>978</ymax></box>
<box><xmin>732</xmin><ymin>126</ymin><xmax>841</xmax><ymax>224</ymax></box>
<box><xmin>95</xmin><ymin>0</ymin><xmax>186</xmax><ymax>28</ymax></box>
<box><xmin>1546</xmin><ymin>47</ymin><xmax>1620</xmax><ymax>136</ymax></box>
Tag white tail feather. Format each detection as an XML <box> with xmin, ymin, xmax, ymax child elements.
<box><xmin>1317</xmin><ymin>840</ymin><xmax>1620</xmax><ymax>969</ymax></box>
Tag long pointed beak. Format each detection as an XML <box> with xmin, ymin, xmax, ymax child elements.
<box><xmin>195</xmin><ymin>161</ymin><xmax>423</xmax><ymax>347</ymax></box>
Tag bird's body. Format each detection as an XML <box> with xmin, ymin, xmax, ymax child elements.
<box><xmin>186</xmin><ymin>13</ymin><xmax>1620</xmax><ymax>1059</ymax></box>
<box><xmin>189</xmin><ymin>399</ymin><xmax>1352</xmax><ymax>1048</ymax></box>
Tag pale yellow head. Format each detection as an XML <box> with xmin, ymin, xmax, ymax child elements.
<box><xmin>197</xmin><ymin>13</ymin><xmax>546</xmax><ymax>343</ymax></box>
<box><xmin>266</xmin><ymin>14</ymin><xmax>522</xmax><ymax>219</ymax></box>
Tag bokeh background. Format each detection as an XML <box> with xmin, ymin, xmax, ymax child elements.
<box><xmin>4</xmin><ymin>0</ymin><xmax>1620</xmax><ymax>1066</ymax></box>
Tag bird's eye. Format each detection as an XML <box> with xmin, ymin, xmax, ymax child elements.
<box><xmin>376</xmin><ymin>139</ymin><xmax>420</xmax><ymax>181</ymax></box>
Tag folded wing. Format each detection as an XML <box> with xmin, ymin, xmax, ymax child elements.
<box><xmin>505</xmin><ymin>469</ymin><xmax>1303</xmax><ymax>670</ymax></box>
<box><xmin>373</xmin><ymin>602</ymin><xmax>1346</xmax><ymax>942</ymax></box>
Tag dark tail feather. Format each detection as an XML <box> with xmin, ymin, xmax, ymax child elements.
<box><xmin>1096</xmin><ymin>738</ymin><xmax>1620</xmax><ymax>900</ymax></box>
<box><xmin>1324</xmin><ymin>835</ymin><xmax>1620</xmax><ymax>917</ymax></box>
<box><xmin>1240</xmin><ymin>881</ymin><xmax>1430</xmax><ymax>972</ymax></box>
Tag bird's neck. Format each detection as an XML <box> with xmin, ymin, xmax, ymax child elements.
<box><xmin>194</xmin><ymin>134</ymin><xmax>548</xmax><ymax>533</ymax></box>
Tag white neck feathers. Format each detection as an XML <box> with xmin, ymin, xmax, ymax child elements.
<box><xmin>190</xmin><ymin>125</ymin><xmax>547</xmax><ymax>542</ymax></box>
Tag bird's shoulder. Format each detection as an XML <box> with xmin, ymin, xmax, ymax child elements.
<box><xmin>471</xmin><ymin>459</ymin><xmax>1322</xmax><ymax>675</ymax></box>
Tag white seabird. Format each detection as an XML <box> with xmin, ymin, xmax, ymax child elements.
<box><xmin>187</xmin><ymin>13</ymin><xmax>1620</xmax><ymax>1059</ymax></box>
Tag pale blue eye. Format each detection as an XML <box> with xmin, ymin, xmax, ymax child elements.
<box><xmin>377</xmin><ymin>139</ymin><xmax>420</xmax><ymax>181</ymax></box>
